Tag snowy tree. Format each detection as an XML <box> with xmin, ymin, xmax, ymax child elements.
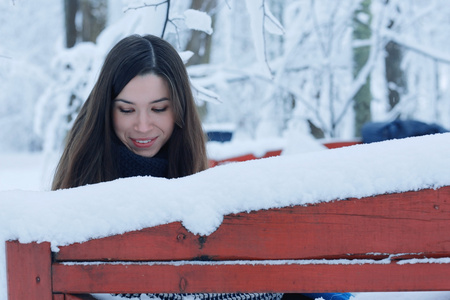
<box><xmin>202</xmin><ymin>0</ymin><xmax>376</xmax><ymax>139</ymax></box>
<box><xmin>202</xmin><ymin>0</ymin><xmax>450</xmax><ymax>139</ymax></box>
<box><xmin>34</xmin><ymin>0</ymin><xmax>216</xmax><ymax>153</ymax></box>
<box><xmin>3</xmin><ymin>0</ymin><xmax>450</xmax><ymax>154</ymax></box>
<box><xmin>374</xmin><ymin>0</ymin><xmax>450</xmax><ymax>126</ymax></box>
<box><xmin>0</xmin><ymin>0</ymin><xmax>63</xmax><ymax>152</ymax></box>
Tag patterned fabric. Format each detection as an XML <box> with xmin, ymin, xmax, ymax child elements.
<box><xmin>119</xmin><ymin>293</ymin><xmax>284</xmax><ymax>300</ymax></box>
<box><xmin>115</xmin><ymin>142</ymin><xmax>169</xmax><ymax>178</ymax></box>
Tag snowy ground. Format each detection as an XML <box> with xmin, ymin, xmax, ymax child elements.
<box><xmin>1</xmin><ymin>134</ymin><xmax>450</xmax><ymax>300</ymax></box>
<box><xmin>0</xmin><ymin>152</ymin><xmax>56</xmax><ymax>192</ymax></box>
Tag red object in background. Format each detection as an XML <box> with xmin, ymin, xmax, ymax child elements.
<box><xmin>322</xmin><ymin>140</ymin><xmax>361</xmax><ymax>149</ymax></box>
<box><xmin>208</xmin><ymin>140</ymin><xmax>361</xmax><ymax>167</ymax></box>
<box><xmin>208</xmin><ymin>150</ymin><xmax>283</xmax><ymax>167</ymax></box>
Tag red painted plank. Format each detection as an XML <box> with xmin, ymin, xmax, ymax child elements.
<box><xmin>65</xmin><ymin>294</ymin><xmax>98</xmax><ymax>300</ymax></box>
<box><xmin>52</xmin><ymin>261</ymin><xmax>450</xmax><ymax>294</ymax></box>
<box><xmin>263</xmin><ymin>150</ymin><xmax>283</xmax><ymax>157</ymax></box>
<box><xmin>208</xmin><ymin>140</ymin><xmax>360</xmax><ymax>167</ymax></box>
<box><xmin>55</xmin><ymin>186</ymin><xmax>450</xmax><ymax>262</ymax></box>
<box><xmin>208</xmin><ymin>150</ymin><xmax>283</xmax><ymax>167</ymax></box>
<box><xmin>323</xmin><ymin>141</ymin><xmax>361</xmax><ymax>149</ymax></box>
<box><xmin>6</xmin><ymin>241</ymin><xmax>52</xmax><ymax>300</ymax></box>
<box><xmin>53</xmin><ymin>294</ymin><xmax>65</xmax><ymax>300</ymax></box>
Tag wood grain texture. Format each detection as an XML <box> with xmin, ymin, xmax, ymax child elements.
<box><xmin>6</xmin><ymin>241</ymin><xmax>52</xmax><ymax>300</ymax></box>
<box><xmin>55</xmin><ymin>186</ymin><xmax>450</xmax><ymax>262</ymax></box>
<box><xmin>52</xmin><ymin>261</ymin><xmax>450</xmax><ymax>294</ymax></box>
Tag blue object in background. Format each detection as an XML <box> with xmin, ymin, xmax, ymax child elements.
<box><xmin>206</xmin><ymin>131</ymin><xmax>233</xmax><ymax>143</ymax></box>
<box><xmin>303</xmin><ymin>293</ymin><xmax>353</xmax><ymax>300</ymax></box>
<box><xmin>361</xmin><ymin>119</ymin><xmax>448</xmax><ymax>143</ymax></box>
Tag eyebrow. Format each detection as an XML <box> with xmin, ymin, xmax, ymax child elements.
<box><xmin>114</xmin><ymin>97</ymin><xmax>170</xmax><ymax>105</ymax></box>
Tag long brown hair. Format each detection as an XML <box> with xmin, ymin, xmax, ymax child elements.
<box><xmin>52</xmin><ymin>35</ymin><xmax>208</xmax><ymax>190</ymax></box>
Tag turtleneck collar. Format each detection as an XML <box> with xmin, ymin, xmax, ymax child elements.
<box><xmin>114</xmin><ymin>142</ymin><xmax>169</xmax><ymax>179</ymax></box>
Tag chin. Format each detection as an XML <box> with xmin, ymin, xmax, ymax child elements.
<box><xmin>134</xmin><ymin>150</ymin><xmax>157</xmax><ymax>158</ymax></box>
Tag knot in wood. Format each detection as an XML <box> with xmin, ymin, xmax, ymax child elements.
<box><xmin>197</xmin><ymin>236</ymin><xmax>208</xmax><ymax>249</ymax></box>
<box><xmin>179</xmin><ymin>277</ymin><xmax>187</xmax><ymax>292</ymax></box>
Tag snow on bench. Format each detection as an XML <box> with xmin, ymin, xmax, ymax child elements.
<box><xmin>3</xmin><ymin>133</ymin><xmax>450</xmax><ymax>299</ymax></box>
<box><xmin>6</xmin><ymin>186</ymin><xmax>450</xmax><ymax>299</ymax></box>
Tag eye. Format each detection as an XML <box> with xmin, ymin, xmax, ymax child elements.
<box><xmin>119</xmin><ymin>107</ymin><xmax>134</xmax><ymax>114</ymax></box>
<box><xmin>152</xmin><ymin>106</ymin><xmax>168</xmax><ymax>113</ymax></box>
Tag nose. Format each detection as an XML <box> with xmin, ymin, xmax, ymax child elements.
<box><xmin>134</xmin><ymin>112</ymin><xmax>153</xmax><ymax>132</ymax></box>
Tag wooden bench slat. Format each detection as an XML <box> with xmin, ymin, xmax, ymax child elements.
<box><xmin>6</xmin><ymin>241</ymin><xmax>52</xmax><ymax>300</ymax></box>
<box><xmin>52</xmin><ymin>261</ymin><xmax>450</xmax><ymax>294</ymax></box>
<box><xmin>53</xmin><ymin>294</ymin><xmax>65</xmax><ymax>300</ymax></box>
<box><xmin>322</xmin><ymin>141</ymin><xmax>361</xmax><ymax>149</ymax></box>
<box><xmin>55</xmin><ymin>187</ymin><xmax>450</xmax><ymax>262</ymax></box>
<box><xmin>208</xmin><ymin>141</ymin><xmax>362</xmax><ymax>167</ymax></box>
<box><xmin>209</xmin><ymin>150</ymin><xmax>283</xmax><ymax>167</ymax></box>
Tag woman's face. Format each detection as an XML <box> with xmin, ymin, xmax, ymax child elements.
<box><xmin>113</xmin><ymin>74</ymin><xmax>175</xmax><ymax>157</ymax></box>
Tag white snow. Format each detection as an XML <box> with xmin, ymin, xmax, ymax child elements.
<box><xmin>1</xmin><ymin>133</ymin><xmax>450</xmax><ymax>299</ymax></box>
<box><xmin>183</xmin><ymin>9</ymin><xmax>213</xmax><ymax>35</ymax></box>
<box><xmin>0</xmin><ymin>153</ymin><xmax>47</xmax><ymax>192</ymax></box>
<box><xmin>244</xmin><ymin>0</ymin><xmax>275</xmax><ymax>77</ymax></box>
<box><xmin>207</xmin><ymin>137</ymin><xmax>286</xmax><ymax>160</ymax></box>
<box><xmin>3</xmin><ymin>1</ymin><xmax>450</xmax><ymax>299</ymax></box>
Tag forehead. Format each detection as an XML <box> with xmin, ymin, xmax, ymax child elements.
<box><xmin>116</xmin><ymin>74</ymin><xmax>170</xmax><ymax>103</ymax></box>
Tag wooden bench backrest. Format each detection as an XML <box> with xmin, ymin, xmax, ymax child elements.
<box><xmin>7</xmin><ymin>186</ymin><xmax>450</xmax><ymax>299</ymax></box>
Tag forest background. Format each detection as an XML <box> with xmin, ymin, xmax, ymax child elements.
<box><xmin>1</xmin><ymin>1</ymin><xmax>450</xmax><ymax>299</ymax></box>
<box><xmin>1</xmin><ymin>0</ymin><xmax>450</xmax><ymax>156</ymax></box>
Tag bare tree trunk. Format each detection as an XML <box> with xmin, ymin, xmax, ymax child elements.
<box><xmin>184</xmin><ymin>0</ymin><xmax>217</xmax><ymax>121</ymax></box>
<box><xmin>385</xmin><ymin>40</ymin><xmax>406</xmax><ymax>110</ymax></box>
<box><xmin>384</xmin><ymin>0</ymin><xmax>406</xmax><ymax>113</ymax></box>
<box><xmin>64</xmin><ymin>0</ymin><xmax>78</xmax><ymax>48</ymax></box>
<box><xmin>80</xmin><ymin>0</ymin><xmax>107</xmax><ymax>43</ymax></box>
<box><xmin>64</xmin><ymin>0</ymin><xmax>107</xmax><ymax>48</ymax></box>
<box><xmin>352</xmin><ymin>0</ymin><xmax>372</xmax><ymax>137</ymax></box>
<box><xmin>185</xmin><ymin>0</ymin><xmax>217</xmax><ymax>66</ymax></box>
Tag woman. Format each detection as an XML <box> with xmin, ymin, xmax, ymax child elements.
<box><xmin>52</xmin><ymin>34</ymin><xmax>208</xmax><ymax>190</ymax></box>
<box><xmin>51</xmin><ymin>34</ymin><xmax>286</xmax><ymax>300</ymax></box>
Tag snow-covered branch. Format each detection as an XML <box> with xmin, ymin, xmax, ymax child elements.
<box><xmin>385</xmin><ymin>31</ymin><xmax>450</xmax><ymax>65</ymax></box>
<box><xmin>245</xmin><ymin>0</ymin><xmax>284</xmax><ymax>78</ymax></box>
<box><xmin>124</xmin><ymin>0</ymin><xmax>171</xmax><ymax>37</ymax></box>
<box><xmin>124</xmin><ymin>0</ymin><xmax>169</xmax><ymax>12</ymax></box>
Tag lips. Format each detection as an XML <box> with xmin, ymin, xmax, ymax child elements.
<box><xmin>131</xmin><ymin>137</ymin><xmax>156</xmax><ymax>148</ymax></box>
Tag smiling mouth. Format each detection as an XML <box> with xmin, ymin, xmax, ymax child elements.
<box><xmin>131</xmin><ymin>138</ymin><xmax>156</xmax><ymax>148</ymax></box>
<box><xmin>136</xmin><ymin>139</ymin><xmax>152</xmax><ymax>144</ymax></box>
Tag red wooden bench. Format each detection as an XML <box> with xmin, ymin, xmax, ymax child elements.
<box><xmin>6</xmin><ymin>185</ymin><xmax>450</xmax><ymax>299</ymax></box>
<box><xmin>208</xmin><ymin>140</ymin><xmax>361</xmax><ymax>167</ymax></box>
